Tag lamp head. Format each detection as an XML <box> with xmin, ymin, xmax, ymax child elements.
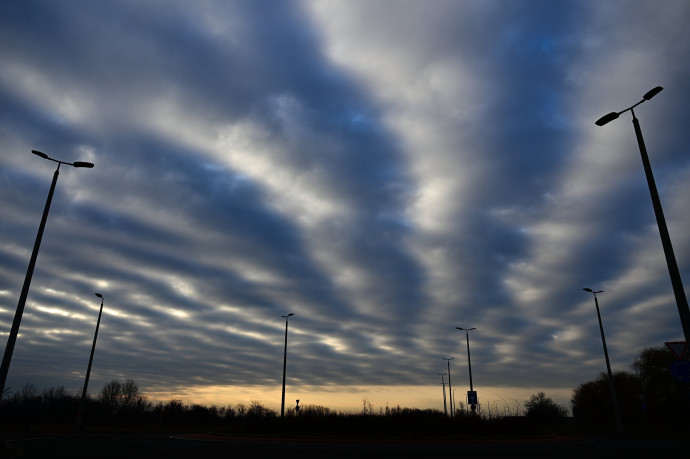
<box><xmin>95</xmin><ymin>293</ymin><xmax>103</xmax><ymax>299</ymax></box>
<box><xmin>595</xmin><ymin>112</ymin><xmax>620</xmax><ymax>126</ymax></box>
<box><xmin>643</xmin><ymin>86</ymin><xmax>663</xmax><ymax>101</ymax></box>
<box><xmin>73</xmin><ymin>161</ymin><xmax>95</xmax><ymax>168</ymax></box>
<box><xmin>583</xmin><ymin>288</ymin><xmax>593</xmax><ymax>293</ymax></box>
<box><xmin>31</xmin><ymin>150</ymin><xmax>49</xmax><ymax>159</ymax></box>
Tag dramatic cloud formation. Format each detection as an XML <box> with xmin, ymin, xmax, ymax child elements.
<box><xmin>1</xmin><ymin>0</ymin><xmax>689</xmax><ymax>411</ymax></box>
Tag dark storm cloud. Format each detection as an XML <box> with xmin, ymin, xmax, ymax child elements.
<box><xmin>1</xmin><ymin>0</ymin><xmax>689</xmax><ymax>410</ymax></box>
<box><xmin>1</xmin><ymin>0</ymin><xmax>421</xmax><ymax>394</ymax></box>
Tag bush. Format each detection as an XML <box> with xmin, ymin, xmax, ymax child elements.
<box><xmin>524</xmin><ymin>392</ymin><xmax>567</xmax><ymax>426</ymax></box>
<box><xmin>633</xmin><ymin>346</ymin><xmax>690</xmax><ymax>428</ymax></box>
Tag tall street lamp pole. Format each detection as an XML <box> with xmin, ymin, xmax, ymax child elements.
<box><xmin>457</xmin><ymin>327</ymin><xmax>477</xmax><ymax>412</ymax></box>
<box><xmin>596</xmin><ymin>86</ymin><xmax>690</xmax><ymax>344</ymax></box>
<box><xmin>442</xmin><ymin>357</ymin><xmax>454</xmax><ymax>417</ymax></box>
<box><xmin>0</xmin><ymin>150</ymin><xmax>94</xmax><ymax>401</ymax></box>
<box><xmin>280</xmin><ymin>313</ymin><xmax>294</xmax><ymax>417</ymax></box>
<box><xmin>456</xmin><ymin>328</ymin><xmax>476</xmax><ymax>391</ymax></box>
<box><xmin>583</xmin><ymin>288</ymin><xmax>624</xmax><ymax>435</ymax></box>
<box><xmin>437</xmin><ymin>372</ymin><xmax>447</xmax><ymax>415</ymax></box>
<box><xmin>76</xmin><ymin>293</ymin><xmax>105</xmax><ymax>431</ymax></box>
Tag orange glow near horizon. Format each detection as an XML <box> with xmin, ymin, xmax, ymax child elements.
<box><xmin>142</xmin><ymin>384</ymin><xmax>574</xmax><ymax>415</ymax></box>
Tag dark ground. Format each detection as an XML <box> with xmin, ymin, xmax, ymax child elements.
<box><xmin>2</xmin><ymin>431</ymin><xmax>689</xmax><ymax>458</ymax></box>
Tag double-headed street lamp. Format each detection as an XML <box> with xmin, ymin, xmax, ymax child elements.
<box><xmin>442</xmin><ymin>357</ymin><xmax>454</xmax><ymax>417</ymax></box>
<box><xmin>583</xmin><ymin>288</ymin><xmax>623</xmax><ymax>435</ymax></box>
<box><xmin>0</xmin><ymin>150</ymin><xmax>94</xmax><ymax>401</ymax></box>
<box><xmin>596</xmin><ymin>87</ymin><xmax>690</xmax><ymax>344</ymax></box>
<box><xmin>280</xmin><ymin>313</ymin><xmax>294</xmax><ymax>417</ymax></box>
<box><xmin>76</xmin><ymin>293</ymin><xmax>105</xmax><ymax>431</ymax></box>
<box><xmin>457</xmin><ymin>327</ymin><xmax>477</xmax><ymax>413</ymax></box>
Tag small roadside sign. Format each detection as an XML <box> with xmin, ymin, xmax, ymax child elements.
<box><xmin>467</xmin><ymin>390</ymin><xmax>477</xmax><ymax>405</ymax></box>
<box><xmin>665</xmin><ymin>341</ymin><xmax>687</xmax><ymax>359</ymax></box>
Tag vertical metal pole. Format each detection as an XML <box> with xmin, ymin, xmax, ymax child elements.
<box><xmin>281</xmin><ymin>317</ymin><xmax>289</xmax><ymax>417</ymax></box>
<box><xmin>632</xmin><ymin>111</ymin><xmax>690</xmax><ymax>343</ymax></box>
<box><xmin>76</xmin><ymin>295</ymin><xmax>104</xmax><ymax>431</ymax></box>
<box><xmin>446</xmin><ymin>360</ymin><xmax>453</xmax><ymax>417</ymax></box>
<box><xmin>466</xmin><ymin>332</ymin><xmax>473</xmax><ymax>392</ymax></box>
<box><xmin>0</xmin><ymin>164</ymin><xmax>60</xmax><ymax>401</ymax></box>
<box><xmin>593</xmin><ymin>292</ymin><xmax>624</xmax><ymax>435</ymax></box>
<box><xmin>440</xmin><ymin>374</ymin><xmax>447</xmax><ymax>415</ymax></box>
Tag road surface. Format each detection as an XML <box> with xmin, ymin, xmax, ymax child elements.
<box><xmin>1</xmin><ymin>432</ymin><xmax>688</xmax><ymax>458</ymax></box>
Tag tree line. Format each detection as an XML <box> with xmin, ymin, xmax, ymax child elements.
<box><xmin>571</xmin><ymin>345</ymin><xmax>689</xmax><ymax>432</ymax></box>
<box><xmin>0</xmin><ymin>379</ymin><xmax>282</xmax><ymax>431</ymax></box>
<box><xmin>1</xmin><ymin>345</ymin><xmax>687</xmax><ymax>435</ymax></box>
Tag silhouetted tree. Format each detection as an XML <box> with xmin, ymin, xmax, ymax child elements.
<box><xmin>291</xmin><ymin>404</ymin><xmax>333</xmax><ymax>417</ymax></box>
<box><xmin>570</xmin><ymin>345</ymin><xmax>690</xmax><ymax>431</ymax></box>
<box><xmin>99</xmin><ymin>380</ymin><xmax>121</xmax><ymax>413</ymax></box>
<box><xmin>246</xmin><ymin>400</ymin><xmax>276</xmax><ymax>418</ymax></box>
<box><xmin>571</xmin><ymin>345</ymin><xmax>690</xmax><ymax>432</ymax></box>
<box><xmin>98</xmin><ymin>379</ymin><xmax>149</xmax><ymax>417</ymax></box>
<box><xmin>120</xmin><ymin>379</ymin><xmax>147</xmax><ymax>412</ymax></box>
<box><xmin>186</xmin><ymin>404</ymin><xmax>222</xmax><ymax>425</ymax></box>
<box><xmin>523</xmin><ymin>392</ymin><xmax>567</xmax><ymax>425</ymax></box>
<box><xmin>0</xmin><ymin>384</ymin><xmax>79</xmax><ymax>428</ymax></box>
<box><xmin>42</xmin><ymin>386</ymin><xmax>78</xmax><ymax>421</ymax></box>
<box><xmin>632</xmin><ymin>346</ymin><xmax>690</xmax><ymax>427</ymax></box>
<box><xmin>361</xmin><ymin>397</ymin><xmax>374</xmax><ymax>415</ymax></box>
<box><xmin>223</xmin><ymin>404</ymin><xmax>237</xmax><ymax>420</ymax></box>
<box><xmin>154</xmin><ymin>398</ymin><xmax>186</xmax><ymax>426</ymax></box>
<box><xmin>571</xmin><ymin>370</ymin><xmax>641</xmax><ymax>428</ymax></box>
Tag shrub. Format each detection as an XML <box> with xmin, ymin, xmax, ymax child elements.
<box><xmin>524</xmin><ymin>392</ymin><xmax>567</xmax><ymax>426</ymax></box>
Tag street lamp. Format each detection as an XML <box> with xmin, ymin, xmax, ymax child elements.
<box><xmin>0</xmin><ymin>150</ymin><xmax>94</xmax><ymax>401</ymax></box>
<box><xmin>76</xmin><ymin>293</ymin><xmax>105</xmax><ymax>431</ymax></box>
<box><xmin>596</xmin><ymin>86</ymin><xmax>690</xmax><ymax>344</ymax></box>
<box><xmin>457</xmin><ymin>327</ymin><xmax>477</xmax><ymax>413</ymax></box>
<box><xmin>437</xmin><ymin>372</ymin><xmax>447</xmax><ymax>415</ymax></box>
<box><xmin>583</xmin><ymin>288</ymin><xmax>624</xmax><ymax>435</ymax></box>
<box><xmin>442</xmin><ymin>357</ymin><xmax>454</xmax><ymax>417</ymax></box>
<box><xmin>280</xmin><ymin>313</ymin><xmax>294</xmax><ymax>417</ymax></box>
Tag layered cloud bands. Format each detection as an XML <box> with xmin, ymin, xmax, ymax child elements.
<box><xmin>1</xmin><ymin>0</ymin><xmax>689</xmax><ymax>409</ymax></box>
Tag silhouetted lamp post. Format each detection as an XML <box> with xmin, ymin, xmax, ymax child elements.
<box><xmin>583</xmin><ymin>288</ymin><xmax>623</xmax><ymax>435</ymax></box>
<box><xmin>280</xmin><ymin>313</ymin><xmax>294</xmax><ymax>417</ymax></box>
<box><xmin>76</xmin><ymin>293</ymin><xmax>105</xmax><ymax>431</ymax></box>
<box><xmin>0</xmin><ymin>150</ymin><xmax>94</xmax><ymax>401</ymax></box>
<box><xmin>596</xmin><ymin>86</ymin><xmax>690</xmax><ymax>344</ymax></box>
<box><xmin>457</xmin><ymin>327</ymin><xmax>477</xmax><ymax>412</ymax></box>
<box><xmin>442</xmin><ymin>357</ymin><xmax>454</xmax><ymax>417</ymax></box>
<box><xmin>437</xmin><ymin>372</ymin><xmax>447</xmax><ymax>415</ymax></box>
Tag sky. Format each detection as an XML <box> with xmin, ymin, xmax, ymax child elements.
<box><xmin>1</xmin><ymin>0</ymin><xmax>689</xmax><ymax>414</ymax></box>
